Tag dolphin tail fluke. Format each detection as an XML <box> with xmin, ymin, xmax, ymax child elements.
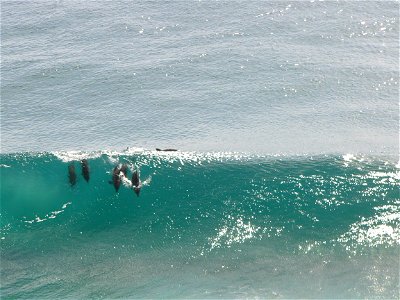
<box><xmin>134</xmin><ymin>187</ymin><xmax>141</xmax><ymax>197</ymax></box>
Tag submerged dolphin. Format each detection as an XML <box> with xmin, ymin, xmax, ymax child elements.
<box><xmin>131</xmin><ymin>170</ymin><xmax>142</xmax><ymax>196</ymax></box>
<box><xmin>68</xmin><ymin>163</ymin><xmax>77</xmax><ymax>186</ymax></box>
<box><xmin>81</xmin><ymin>159</ymin><xmax>90</xmax><ymax>182</ymax></box>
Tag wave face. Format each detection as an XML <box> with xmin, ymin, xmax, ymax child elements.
<box><xmin>1</xmin><ymin>151</ymin><xmax>399</xmax><ymax>298</ymax></box>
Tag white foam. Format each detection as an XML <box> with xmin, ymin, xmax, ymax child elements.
<box><xmin>120</xmin><ymin>173</ymin><xmax>132</xmax><ymax>187</ymax></box>
<box><xmin>343</xmin><ymin>153</ymin><xmax>356</xmax><ymax>162</ymax></box>
<box><xmin>24</xmin><ymin>201</ymin><xmax>72</xmax><ymax>224</ymax></box>
<box><xmin>52</xmin><ymin>150</ymin><xmax>105</xmax><ymax>162</ymax></box>
<box><xmin>52</xmin><ymin>148</ymin><xmax>255</xmax><ymax>164</ymax></box>
<box><xmin>142</xmin><ymin>175</ymin><xmax>152</xmax><ymax>186</ymax></box>
<box><xmin>337</xmin><ymin>203</ymin><xmax>400</xmax><ymax>250</ymax></box>
<box><xmin>368</xmin><ymin>171</ymin><xmax>400</xmax><ymax>180</ymax></box>
<box><xmin>367</xmin><ymin>224</ymin><xmax>394</xmax><ymax>237</ymax></box>
<box><xmin>62</xmin><ymin>202</ymin><xmax>72</xmax><ymax>209</ymax></box>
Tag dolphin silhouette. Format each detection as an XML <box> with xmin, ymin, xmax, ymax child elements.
<box><xmin>131</xmin><ymin>170</ymin><xmax>142</xmax><ymax>196</ymax></box>
<box><xmin>156</xmin><ymin>148</ymin><xmax>178</xmax><ymax>152</ymax></box>
<box><xmin>81</xmin><ymin>159</ymin><xmax>90</xmax><ymax>182</ymax></box>
<box><xmin>111</xmin><ymin>166</ymin><xmax>121</xmax><ymax>192</ymax></box>
<box><xmin>68</xmin><ymin>163</ymin><xmax>77</xmax><ymax>186</ymax></box>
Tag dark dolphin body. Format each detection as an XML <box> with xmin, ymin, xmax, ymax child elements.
<box><xmin>131</xmin><ymin>170</ymin><xmax>142</xmax><ymax>196</ymax></box>
<box><xmin>156</xmin><ymin>148</ymin><xmax>178</xmax><ymax>152</ymax></box>
<box><xmin>111</xmin><ymin>166</ymin><xmax>121</xmax><ymax>192</ymax></box>
<box><xmin>68</xmin><ymin>163</ymin><xmax>77</xmax><ymax>186</ymax></box>
<box><xmin>81</xmin><ymin>159</ymin><xmax>90</xmax><ymax>182</ymax></box>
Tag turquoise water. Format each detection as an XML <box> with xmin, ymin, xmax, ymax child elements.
<box><xmin>1</xmin><ymin>151</ymin><xmax>399</xmax><ymax>298</ymax></box>
<box><xmin>1</xmin><ymin>1</ymin><xmax>399</xmax><ymax>298</ymax></box>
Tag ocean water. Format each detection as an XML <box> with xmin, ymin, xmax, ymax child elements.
<box><xmin>1</xmin><ymin>151</ymin><xmax>399</xmax><ymax>298</ymax></box>
<box><xmin>1</xmin><ymin>1</ymin><xmax>399</xmax><ymax>299</ymax></box>
<box><xmin>1</xmin><ymin>1</ymin><xmax>398</xmax><ymax>154</ymax></box>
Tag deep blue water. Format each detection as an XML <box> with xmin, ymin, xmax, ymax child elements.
<box><xmin>1</xmin><ymin>1</ymin><xmax>399</xmax><ymax>298</ymax></box>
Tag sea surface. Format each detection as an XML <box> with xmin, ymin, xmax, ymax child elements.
<box><xmin>1</xmin><ymin>1</ymin><xmax>399</xmax><ymax>299</ymax></box>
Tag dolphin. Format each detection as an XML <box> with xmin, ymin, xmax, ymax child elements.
<box><xmin>156</xmin><ymin>148</ymin><xmax>178</xmax><ymax>152</ymax></box>
<box><xmin>131</xmin><ymin>170</ymin><xmax>142</xmax><ymax>196</ymax></box>
<box><xmin>111</xmin><ymin>166</ymin><xmax>121</xmax><ymax>192</ymax></box>
<box><xmin>68</xmin><ymin>163</ymin><xmax>77</xmax><ymax>186</ymax></box>
<box><xmin>81</xmin><ymin>159</ymin><xmax>90</xmax><ymax>182</ymax></box>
